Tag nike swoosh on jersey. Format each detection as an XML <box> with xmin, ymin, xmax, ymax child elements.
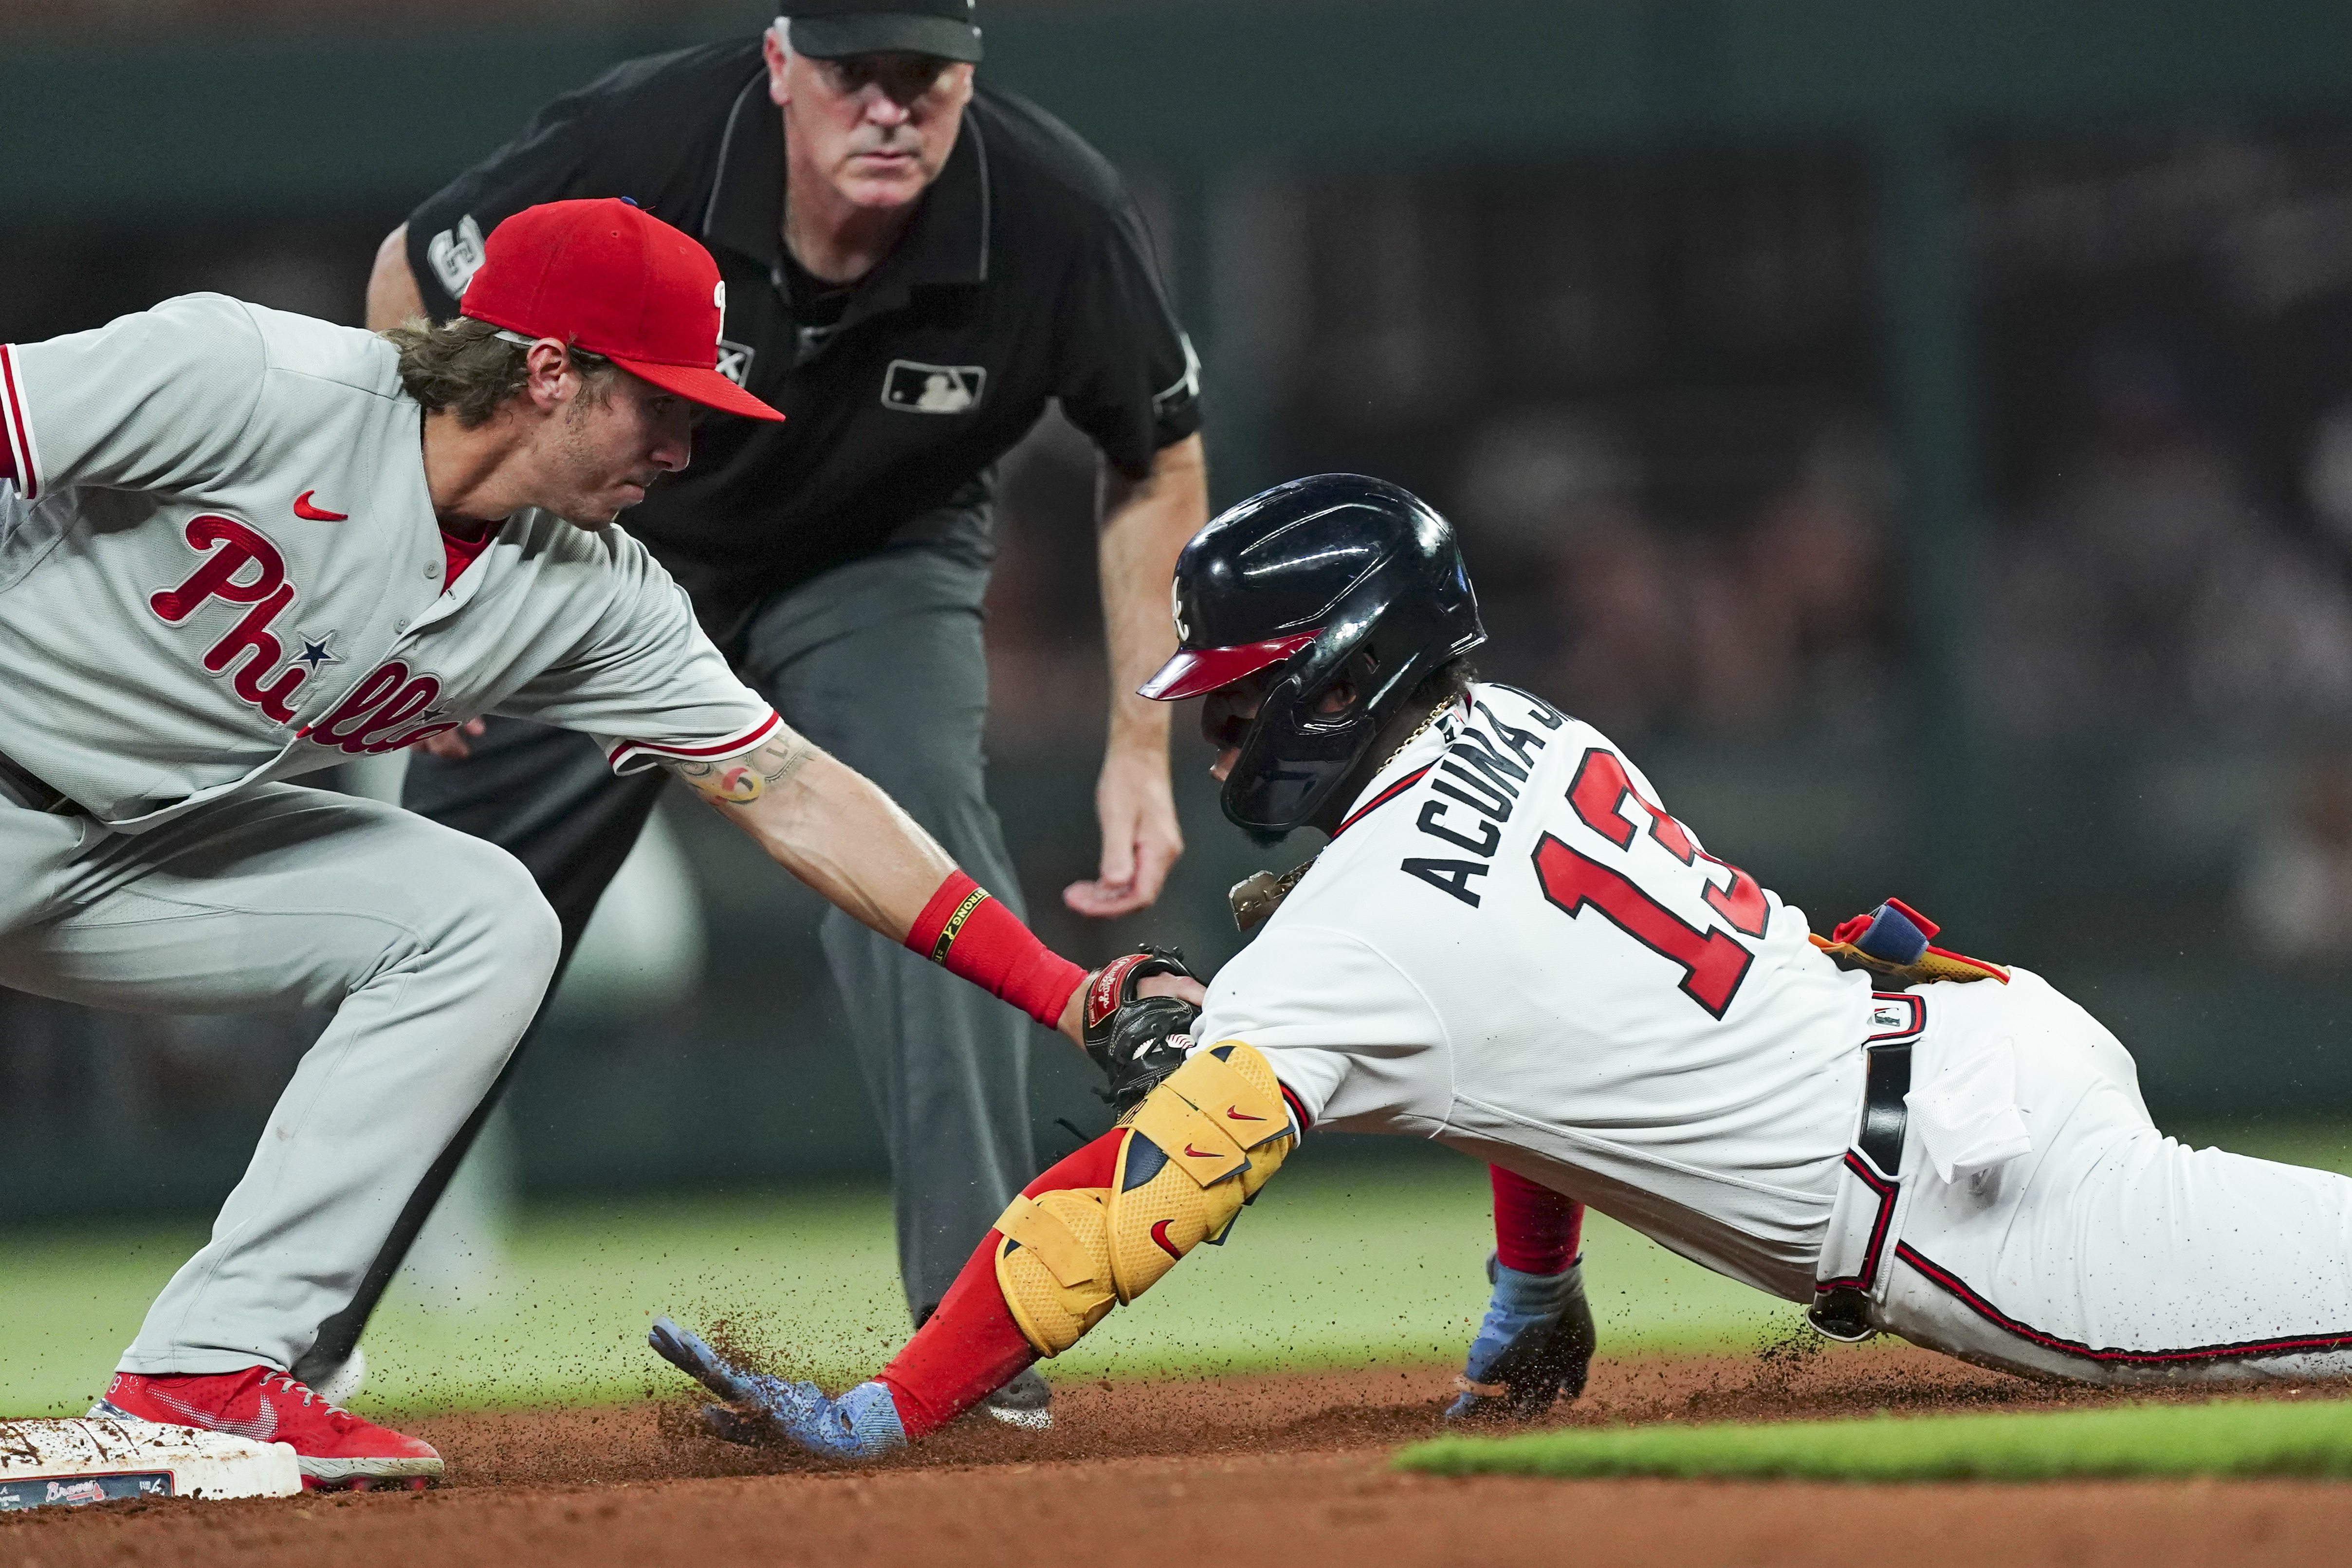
<box><xmin>142</xmin><ymin>1386</ymin><xmax>278</xmax><ymax>1442</ymax></box>
<box><xmin>293</xmin><ymin>490</ymin><xmax>349</xmax><ymax>521</ymax></box>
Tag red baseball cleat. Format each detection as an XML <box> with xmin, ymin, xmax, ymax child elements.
<box><xmin>93</xmin><ymin>1367</ymin><xmax>441</xmax><ymax>1490</ymax></box>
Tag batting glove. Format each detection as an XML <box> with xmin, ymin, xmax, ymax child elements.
<box><xmin>1443</xmin><ymin>1254</ymin><xmax>1596</xmax><ymax>1421</ymax></box>
<box><xmin>649</xmin><ymin>1317</ymin><xmax>906</xmax><ymax>1461</ymax></box>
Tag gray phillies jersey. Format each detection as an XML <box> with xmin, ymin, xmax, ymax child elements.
<box><xmin>0</xmin><ymin>293</ymin><xmax>778</xmax><ymax>831</ymax></box>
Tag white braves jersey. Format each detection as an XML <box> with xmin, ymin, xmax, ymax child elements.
<box><xmin>0</xmin><ymin>294</ymin><xmax>776</xmax><ymax>830</ymax></box>
<box><xmin>1193</xmin><ymin>683</ymin><xmax>1875</xmax><ymax>1302</ymax></box>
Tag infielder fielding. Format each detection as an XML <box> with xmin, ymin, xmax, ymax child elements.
<box><xmin>652</xmin><ymin>472</ymin><xmax>2352</xmax><ymax>1458</ymax></box>
<box><xmin>353</xmin><ymin>0</ymin><xmax>1206</xmax><ymax>1425</ymax></box>
<box><xmin>0</xmin><ymin>198</ymin><xmax>1154</xmax><ymax>1487</ymax></box>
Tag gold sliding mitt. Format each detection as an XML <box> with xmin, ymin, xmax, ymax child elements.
<box><xmin>993</xmin><ymin>1042</ymin><xmax>1297</xmax><ymax>1358</ymax></box>
<box><xmin>1809</xmin><ymin>897</ymin><xmax>2009</xmax><ymax>986</ymax></box>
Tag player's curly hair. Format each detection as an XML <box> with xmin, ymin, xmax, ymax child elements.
<box><xmin>383</xmin><ymin>316</ymin><xmax>617</xmax><ymax>428</ymax></box>
<box><xmin>1405</xmin><ymin>654</ymin><xmax>1479</xmax><ymax>712</ymax></box>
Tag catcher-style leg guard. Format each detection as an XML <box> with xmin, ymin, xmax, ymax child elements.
<box><xmin>992</xmin><ymin>1187</ymin><xmax>1118</xmax><ymax>1355</ymax></box>
<box><xmin>993</xmin><ymin>1043</ymin><xmax>1298</xmax><ymax>1357</ymax></box>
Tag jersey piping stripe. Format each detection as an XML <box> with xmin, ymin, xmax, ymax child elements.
<box><xmin>0</xmin><ymin>345</ymin><xmax>39</xmax><ymax>501</ymax></box>
<box><xmin>606</xmin><ymin>709</ymin><xmax>782</xmax><ymax>771</ymax></box>
<box><xmin>1331</xmin><ymin>762</ymin><xmax>1433</xmax><ymax>839</ymax></box>
<box><xmin>1155</xmin><ymin>333</ymin><xmax>1202</xmax><ymax>413</ymax></box>
<box><xmin>1815</xmin><ymin>1150</ymin><xmax>1898</xmax><ymax>1296</ymax></box>
<box><xmin>1895</xmin><ymin>1241</ymin><xmax>2352</xmax><ymax>1365</ymax></box>
<box><xmin>696</xmin><ymin>71</ymin><xmax>767</xmax><ymax>239</ymax></box>
<box><xmin>967</xmin><ymin>111</ymin><xmax>993</xmax><ymax>282</ymax></box>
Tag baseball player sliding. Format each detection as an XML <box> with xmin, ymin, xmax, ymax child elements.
<box><xmin>0</xmin><ymin>198</ymin><xmax>1174</xmax><ymax>1489</ymax></box>
<box><xmin>652</xmin><ymin>472</ymin><xmax>2352</xmax><ymax>1459</ymax></box>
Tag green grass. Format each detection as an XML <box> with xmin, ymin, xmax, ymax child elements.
<box><xmin>0</xmin><ymin>1159</ymin><xmax>1786</xmax><ymax>1418</ymax></box>
<box><xmin>9</xmin><ymin>1123</ymin><xmax>2344</xmax><ymax>1420</ymax></box>
<box><xmin>1396</xmin><ymin>1396</ymin><xmax>2352</xmax><ymax>1481</ymax></box>
<box><xmin>2172</xmin><ymin>1123</ymin><xmax>2352</xmax><ymax>1178</ymax></box>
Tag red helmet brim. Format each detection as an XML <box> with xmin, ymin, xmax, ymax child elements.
<box><xmin>1138</xmin><ymin>632</ymin><xmax>1318</xmax><ymax>701</ymax></box>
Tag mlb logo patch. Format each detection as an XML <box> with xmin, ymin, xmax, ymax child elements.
<box><xmin>882</xmin><ymin>360</ymin><xmax>985</xmax><ymax>414</ymax></box>
<box><xmin>715</xmin><ymin>339</ymin><xmax>755</xmax><ymax>387</ymax></box>
<box><xmin>1865</xmin><ymin>993</ymin><xmax>1923</xmax><ymax>1040</ymax></box>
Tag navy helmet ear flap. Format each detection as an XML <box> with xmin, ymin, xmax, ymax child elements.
<box><xmin>1222</xmin><ymin>661</ymin><xmax>1378</xmax><ymax>842</ymax></box>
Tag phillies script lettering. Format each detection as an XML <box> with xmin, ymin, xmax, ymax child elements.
<box><xmin>148</xmin><ymin>514</ymin><xmax>311</xmax><ymax>721</ymax></box>
<box><xmin>301</xmin><ymin>659</ymin><xmax>456</xmax><ymax>755</ymax></box>
<box><xmin>149</xmin><ymin>515</ymin><xmax>458</xmax><ymax>753</ymax></box>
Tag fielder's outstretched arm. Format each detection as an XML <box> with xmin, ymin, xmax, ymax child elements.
<box><xmin>661</xmin><ymin>728</ymin><xmax>1097</xmax><ymax>1041</ymax></box>
<box><xmin>663</xmin><ymin>730</ymin><xmax>947</xmax><ymax>940</ymax></box>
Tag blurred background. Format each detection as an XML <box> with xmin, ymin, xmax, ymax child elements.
<box><xmin>6</xmin><ymin>0</ymin><xmax>2352</xmax><ymax>1404</ymax></box>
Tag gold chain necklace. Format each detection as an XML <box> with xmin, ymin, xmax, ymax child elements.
<box><xmin>1376</xmin><ymin>697</ymin><xmax>1456</xmax><ymax>775</ymax></box>
<box><xmin>1228</xmin><ymin>698</ymin><xmax>1458</xmax><ymax>931</ymax></box>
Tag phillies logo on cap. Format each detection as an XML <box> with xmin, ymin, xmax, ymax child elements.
<box><xmin>459</xmin><ymin>200</ymin><xmax>783</xmax><ymax>424</ymax></box>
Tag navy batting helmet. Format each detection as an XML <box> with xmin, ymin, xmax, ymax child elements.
<box><xmin>1139</xmin><ymin>474</ymin><xmax>1485</xmax><ymax>840</ymax></box>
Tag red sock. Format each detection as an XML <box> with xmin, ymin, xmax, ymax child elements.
<box><xmin>1490</xmin><ymin>1164</ymin><xmax>1583</xmax><ymax>1274</ymax></box>
<box><xmin>877</xmin><ymin>1131</ymin><xmax>1124</xmax><ymax>1439</ymax></box>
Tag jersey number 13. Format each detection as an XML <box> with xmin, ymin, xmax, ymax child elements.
<box><xmin>1533</xmin><ymin>748</ymin><xmax>1768</xmax><ymax>1019</ymax></box>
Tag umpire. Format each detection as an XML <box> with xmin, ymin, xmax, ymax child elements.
<box><xmin>342</xmin><ymin>0</ymin><xmax>1206</xmax><ymax>1423</ymax></box>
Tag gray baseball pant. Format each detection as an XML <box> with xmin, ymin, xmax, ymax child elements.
<box><xmin>389</xmin><ymin>541</ymin><xmax>1039</xmax><ymax>1326</ymax></box>
<box><xmin>0</xmin><ymin>784</ymin><xmax>558</xmax><ymax>1376</ymax></box>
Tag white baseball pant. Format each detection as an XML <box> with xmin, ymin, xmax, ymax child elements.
<box><xmin>0</xmin><ymin>783</ymin><xmax>558</xmax><ymax>1376</ymax></box>
<box><xmin>1873</xmin><ymin>968</ymin><xmax>2352</xmax><ymax>1383</ymax></box>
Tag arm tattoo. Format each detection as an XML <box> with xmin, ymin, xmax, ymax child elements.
<box><xmin>669</xmin><ymin>731</ymin><xmax>817</xmax><ymax>807</ymax></box>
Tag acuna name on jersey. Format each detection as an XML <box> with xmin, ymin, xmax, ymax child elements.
<box><xmin>1400</xmin><ymin>695</ymin><xmax>1565</xmax><ymax>908</ymax></box>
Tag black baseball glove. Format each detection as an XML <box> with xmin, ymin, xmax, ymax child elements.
<box><xmin>1080</xmin><ymin>944</ymin><xmax>1201</xmax><ymax>1120</ymax></box>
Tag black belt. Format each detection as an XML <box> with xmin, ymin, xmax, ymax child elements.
<box><xmin>0</xmin><ymin>748</ymin><xmax>81</xmax><ymax>815</ymax></box>
<box><xmin>1856</xmin><ymin>1039</ymin><xmax>1912</xmax><ymax>1175</ymax></box>
<box><xmin>1806</xmin><ymin>1022</ymin><xmax>1915</xmax><ymax>1343</ymax></box>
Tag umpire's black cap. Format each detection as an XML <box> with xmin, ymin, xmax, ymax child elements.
<box><xmin>785</xmin><ymin>0</ymin><xmax>983</xmax><ymax>63</ymax></box>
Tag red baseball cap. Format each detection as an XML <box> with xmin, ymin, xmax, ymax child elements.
<box><xmin>459</xmin><ymin>199</ymin><xmax>784</xmax><ymax>423</ymax></box>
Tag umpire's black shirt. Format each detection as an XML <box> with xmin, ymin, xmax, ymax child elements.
<box><xmin>405</xmin><ymin>38</ymin><xmax>1201</xmax><ymax>638</ymax></box>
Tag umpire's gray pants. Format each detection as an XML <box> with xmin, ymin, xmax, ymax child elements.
<box><xmin>0</xmin><ymin>786</ymin><xmax>557</xmax><ymax>1375</ymax></box>
<box><xmin>402</xmin><ymin>543</ymin><xmax>1037</xmax><ymax>1321</ymax></box>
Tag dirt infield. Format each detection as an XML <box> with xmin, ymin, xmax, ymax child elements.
<box><xmin>9</xmin><ymin>1345</ymin><xmax>2352</xmax><ymax>1567</ymax></box>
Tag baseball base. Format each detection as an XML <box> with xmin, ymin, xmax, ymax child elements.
<box><xmin>0</xmin><ymin>1417</ymin><xmax>303</xmax><ymax>1510</ymax></box>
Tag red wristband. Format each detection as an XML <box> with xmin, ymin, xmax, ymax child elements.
<box><xmin>1491</xmin><ymin>1164</ymin><xmax>1583</xmax><ymax>1275</ymax></box>
<box><xmin>904</xmin><ymin>871</ymin><xmax>1087</xmax><ymax>1030</ymax></box>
